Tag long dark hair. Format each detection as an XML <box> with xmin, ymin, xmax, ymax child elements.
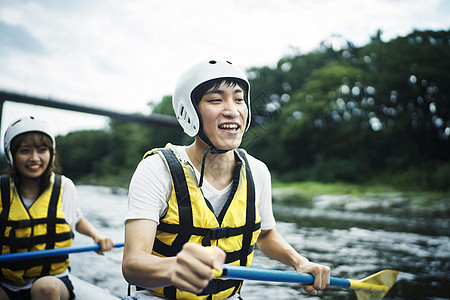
<box><xmin>7</xmin><ymin>132</ymin><xmax>60</xmax><ymax>195</ymax></box>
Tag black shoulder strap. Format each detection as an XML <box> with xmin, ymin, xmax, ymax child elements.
<box><xmin>0</xmin><ymin>175</ymin><xmax>11</xmax><ymax>246</ymax></box>
<box><xmin>158</xmin><ymin>148</ymin><xmax>193</xmax><ymax>252</ymax></box>
<box><xmin>41</xmin><ymin>174</ymin><xmax>62</xmax><ymax>276</ymax></box>
<box><xmin>217</xmin><ymin>154</ymin><xmax>241</xmax><ymax>224</ymax></box>
<box><xmin>235</xmin><ymin>149</ymin><xmax>256</xmax><ymax>267</ymax></box>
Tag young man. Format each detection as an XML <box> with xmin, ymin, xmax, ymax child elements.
<box><xmin>122</xmin><ymin>60</ymin><xmax>330</xmax><ymax>299</ymax></box>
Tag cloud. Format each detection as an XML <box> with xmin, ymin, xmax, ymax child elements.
<box><xmin>0</xmin><ymin>20</ymin><xmax>46</xmax><ymax>55</ymax></box>
<box><xmin>0</xmin><ymin>0</ymin><xmax>449</xmax><ymax>137</ymax></box>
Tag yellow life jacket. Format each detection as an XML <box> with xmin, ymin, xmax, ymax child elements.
<box><xmin>143</xmin><ymin>144</ymin><xmax>261</xmax><ymax>300</ymax></box>
<box><xmin>0</xmin><ymin>174</ymin><xmax>74</xmax><ymax>283</ymax></box>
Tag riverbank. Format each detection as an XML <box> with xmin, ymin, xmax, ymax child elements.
<box><xmin>272</xmin><ymin>181</ymin><xmax>450</xmax><ymax>214</ymax></box>
<box><xmin>76</xmin><ymin>175</ymin><xmax>450</xmax><ymax>210</ymax></box>
<box><xmin>79</xmin><ymin>176</ymin><xmax>449</xmax><ymax>214</ymax></box>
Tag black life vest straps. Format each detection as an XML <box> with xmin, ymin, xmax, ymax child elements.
<box><xmin>157</xmin><ymin>222</ymin><xmax>261</xmax><ymax>244</ymax></box>
<box><xmin>217</xmin><ymin>158</ymin><xmax>241</xmax><ymax>224</ymax></box>
<box><xmin>153</xmin><ymin>147</ymin><xmax>257</xmax><ymax>299</ymax></box>
<box><xmin>154</xmin><ymin>148</ymin><xmax>259</xmax><ymax>260</ymax></box>
<box><xmin>235</xmin><ymin>149</ymin><xmax>256</xmax><ymax>267</ymax></box>
<box><xmin>199</xmin><ymin>278</ymin><xmax>243</xmax><ymax>296</ymax></box>
<box><xmin>158</xmin><ymin>148</ymin><xmax>195</xmax><ymax>299</ymax></box>
<box><xmin>0</xmin><ymin>175</ymin><xmax>72</xmax><ymax>276</ymax></box>
<box><xmin>0</xmin><ymin>175</ymin><xmax>11</xmax><ymax>251</ymax></box>
<box><xmin>158</xmin><ymin>148</ymin><xmax>193</xmax><ymax>253</ymax></box>
<box><xmin>41</xmin><ymin>174</ymin><xmax>62</xmax><ymax>276</ymax></box>
<box><xmin>162</xmin><ymin>279</ymin><xmax>243</xmax><ymax>299</ymax></box>
<box><xmin>0</xmin><ymin>175</ymin><xmax>10</xmax><ymax>278</ymax></box>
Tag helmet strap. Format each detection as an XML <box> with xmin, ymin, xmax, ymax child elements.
<box><xmin>197</xmin><ymin>131</ymin><xmax>229</xmax><ymax>187</ymax></box>
<box><xmin>198</xmin><ymin>147</ymin><xmax>210</xmax><ymax>187</ymax></box>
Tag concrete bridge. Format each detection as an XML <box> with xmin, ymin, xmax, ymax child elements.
<box><xmin>0</xmin><ymin>90</ymin><xmax>180</xmax><ymax>133</ymax></box>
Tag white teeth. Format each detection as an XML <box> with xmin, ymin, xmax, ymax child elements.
<box><xmin>219</xmin><ymin>124</ymin><xmax>238</xmax><ymax>129</ymax></box>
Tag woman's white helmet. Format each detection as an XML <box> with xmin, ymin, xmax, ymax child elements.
<box><xmin>3</xmin><ymin>116</ymin><xmax>55</xmax><ymax>166</ymax></box>
<box><xmin>173</xmin><ymin>59</ymin><xmax>251</xmax><ymax>137</ymax></box>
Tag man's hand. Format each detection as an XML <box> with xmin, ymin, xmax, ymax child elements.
<box><xmin>296</xmin><ymin>262</ymin><xmax>330</xmax><ymax>295</ymax></box>
<box><xmin>169</xmin><ymin>243</ymin><xmax>226</xmax><ymax>294</ymax></box>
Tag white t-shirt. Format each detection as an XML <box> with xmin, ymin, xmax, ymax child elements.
<box><xmin>21</xmin><ymin>175</ymin><xmax>83</xmax><ymax>229</ymax></box>
<box><xmin>125</xmin><ymin>147</ymin><xmax>276</xmax><ymax>230</ymax></box>
<box><xmin>60</xmin><ymin>175</ymin><xmax>84</xmax><ymax>229</ymax></box>
<box><xmin>1</xmin><ymin>174</ymin><xmax>83</xmax><ymax>291</ymax></box>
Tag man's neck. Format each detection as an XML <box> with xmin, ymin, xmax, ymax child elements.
<box><xmin>186</xmin><ymin>141</ymin><xmax>236</xmax><ymax>190</ymax></box>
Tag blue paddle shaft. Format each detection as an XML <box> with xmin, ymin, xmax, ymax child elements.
<box><xmin>222</xmin><ymin>264</ymin><xmax>350</xmax><ymax>288</ymax></box>
<box><xmin>0</xmin><ymin>243</ymin><xmax>124</xmax><ymax>263</ymax></box>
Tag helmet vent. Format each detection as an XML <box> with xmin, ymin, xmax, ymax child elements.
<box><xmin>209</xmin><ymin>60</ymin><xmax>217</xmax><ymax>64</ymax></box>
<box><xmin>179</xmin><ymin>105</ymin><xmax>191</xmax><ymax>124</ymax></box>
<box><xmin>226</xmin><ymin>61</ymin><xmax>232</xmax><ymax>64</ymax></box>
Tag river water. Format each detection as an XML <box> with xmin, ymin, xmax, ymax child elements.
<box><xmin>69</xmin><ymin>185</ymin><xmax>449</xmax><ymax>299</ymax></box>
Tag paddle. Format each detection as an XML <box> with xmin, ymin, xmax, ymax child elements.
<box><xmin>0</xmin><ymin>243</ymin><xmax>124</xmax><ymax>263</ymax></box>
<box><xmin>213</xmin><ymin>264</ymin><xmax>398</xmax><ymax>300</ymax></box>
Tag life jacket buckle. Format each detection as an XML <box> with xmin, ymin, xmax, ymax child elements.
<box><xmin>209</xmin><ymin>226</ymin><xmax>231</xmax><ymax>240</ymax></box>
<box><xmin>202</xmin><ymin>226</ymin><xmax>232</xmax><ymax>246</ymax></box>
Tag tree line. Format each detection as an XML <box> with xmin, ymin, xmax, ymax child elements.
<box><xmin>6</xmin><ymin>29</ymin><xmax>447</xmax><ymax>190</ymax></box>
<box><xmin>241</xmin><ymin>29</ymin><xmax>450</xmax><ymax>190</ymax></box>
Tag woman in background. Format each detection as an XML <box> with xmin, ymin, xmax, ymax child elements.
<box><xmin>0</xmin><ymin>116</ymin><xmax>114</xmax><ymax>300</ymax></box>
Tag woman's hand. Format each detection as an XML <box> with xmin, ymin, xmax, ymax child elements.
<box><xmin>75</xmin><ymin>217</ymin><xmax>115</xmax><ymax>255</ymax></box>
<box><xmin>93</xmin><ymin>233</ymin><xmax>115</xmax><ymax>255</ymax></box>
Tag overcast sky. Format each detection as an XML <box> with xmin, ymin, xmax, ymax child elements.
<box><xmin>1</xmin><ymin>0</ymin><xmax>449</xmax><ymax>141</ymax></box>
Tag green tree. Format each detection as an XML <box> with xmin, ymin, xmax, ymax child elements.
<box><xmin>245</xmin><ymin>29</ymin><xmax>450</xmax><ymax>188</ymax></box>
<box><xmin>56</xmin><ymin>130</ymin><xmax>113</xmax><ymax>179</ymax></box>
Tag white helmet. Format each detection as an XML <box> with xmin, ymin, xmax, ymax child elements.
<box><xmin>173</xmin><ymin>59</ymin><xmax>251</xmax><ymax>137</ymax></box>
<box><xmin>4</xmin><ymin>116</ymin><xmax>55</xmax><ymax>166</ymax></box>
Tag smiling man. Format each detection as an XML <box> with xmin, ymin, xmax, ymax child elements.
<box><xmin>122</xmin><ymin>60</ymin><xmax>330</xmax><ymax>300</ymax></box>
